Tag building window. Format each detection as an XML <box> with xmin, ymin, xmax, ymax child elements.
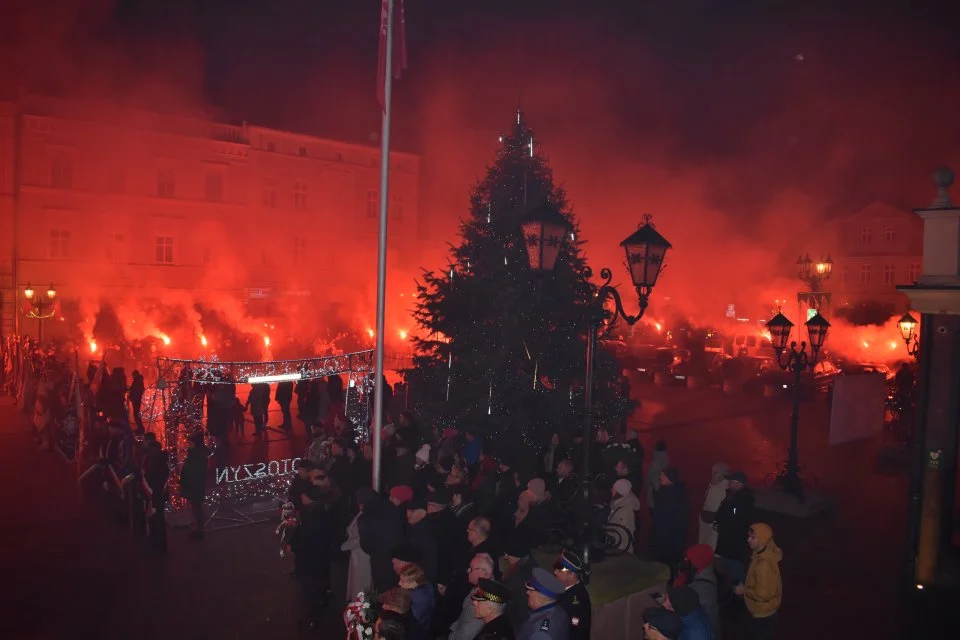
<box><xmin>298</xmin><ymin>145</ymin><xmax>308</xmax><ymax>157</ymax></box>
<box><xmin>392</xmin><ymin>196</ymin><xmax>404</xmax><ymax>221</ymax></box>
<box><xmin>51</xmin><ymin>155</ymin><xmax>73</xmax><ymax>189</ymax></box>
<box><xmin>262</xmin><ymin>180</ymin><xmax>277</xmax><ymax>208</ymax></box>
<box><xmin>908</xmin><ymin>263</ymin><xmax>921</xmax><ymax>283</ymax></box>
<box><xmin>293</xmin><ymin>181</ymin><xmax>308</xmax><ymax>210</ymax></box>
<box><xmin>157</xmin><ymin>170</ymin><xmax>175</xmax><ymax>198</ymax></box>
<box><xmin>884</xmin><ymin>227</ymin><xmax>896</xmax><ymax>243</ymax></box>
<box><xmin>859</xmin><ymin>264</ymin><xmax>872</xmax><ymax>284</ymax></box>
<box><xmin>106</xmin><ymin>166</ymin><xmax>125</xmax><ymax>193</ymax></box>
<box><xmin>266</xmin><ymin>141</ymin><xmax>276</xmax><ymax>152</ymax></box>
<box><xmin>49</xmin><ymin>229</ymin><xmax>70</xmax><ymax>259</ymax></box>
<box><xmin>293</xmin><ymin>237</ymin><xmax>307</xmax><ymax>266</ymax></box>
<box><xmin>105</xmin><ymin>232</ymin><xmax>125</xmax><ymax>263</ymax></box>
<box><xmin>155</xmin><ymin>236</ymin><xmax>175</xmax><ymax>264</ymax></box>
<box><xmin>883</xmin><ymin>264</ymin><xmax>896</xmax><ymax>285</ymax></box>
<box><xmin>859</xmin><ymin>227</ymin><xmax>872</xmax><ymax>244</ymax></box>
<box><xmin>205</xmin><ymin>172</ymin><xmax>223</xmax><ymax>202</ymax></box>
<box><xmin>366</xmin><ymin>189</ymin><xmax>378</xmax><ymax>218</ymax></box>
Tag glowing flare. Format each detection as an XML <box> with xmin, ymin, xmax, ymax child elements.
<box><xmin>200</xmin><ymin>335</ymin><xmax>208</xmax><ymax>347</ymax></box>
<box><xmin>263</xmin><ymin>335</ymin><xmax>271</xmax><ymax>347</ymax></box>
<box><xmin>161</xmin><ymin>334</ymin><xmax>171</xmax><ymax>346</ymax></box>
<box><xmin>89</xmin><ymin>340</ymin><xmax>97</xmax><ymax>354</ymax></box>
<box><xmin>862</xmin><ymin>340</ymin><xmax>869</xmax><ymax>349</ymax></box>
<box><xmin>367</xmin><ymin>328</ymin><xmax>375</xmax><ymax>339</ymax></box>
<box><xmin>654</xmin><ymin>322</ymin><xmax>662</xmax><ymax>333</ymax></box>
<box><xmin>399</xmin><ymin>329</ymin><xmax>408</xmax><ymax>340</ymax></box>
<box><xmin>889</xmin><ymin>341</ymin><xmax>898</xmax><ymax>350</ymax></box>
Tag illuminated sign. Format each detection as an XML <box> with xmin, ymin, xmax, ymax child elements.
<box><xmin>806</xmin><ymin>308</ymin><xmax>818</xmax><ymax>321</ymax></box>
<box><xmin>214</xmin><ymin>457</ymin><xmax>301</xmax><ymax>484</ymax></box>
<box><xmin>247</xmin><ymin>372</ymin><xmax>302</xmax><ymax>384</ymax></box>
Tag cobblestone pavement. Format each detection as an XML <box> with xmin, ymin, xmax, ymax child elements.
<box><xmin>0</xmin><ymin>383</ymin><xmax>955</xmax><ymax>639</ymax></box>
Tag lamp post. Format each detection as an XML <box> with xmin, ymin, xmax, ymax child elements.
<box><xmin>23</xmin><ymin>282</ymin><xmax>58</xmax><ymax>344</ymax></box>
<box><xmin>523</xmin><ymin>208</ymin><xmax>671</xmax><ymax>577</ymax></box>
<box><xmin>765</xmin><ymin>309</ymin><xmax>830</xmax><ymax>503</ymax></box>
<box><xmin>897</xmin><ymin>312</ymin><xmax>920</xmax><ymax>360</ymax></box>
<box><xmin>797</xmin><ymin>253</ymin><xmax>833</xmax><ymax>315</ymax></box>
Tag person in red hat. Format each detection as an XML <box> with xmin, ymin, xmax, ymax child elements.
<box><xmin>673</xmin><ymin>544</ymin><xmax>719</xmax><ymax>637</ymax></box>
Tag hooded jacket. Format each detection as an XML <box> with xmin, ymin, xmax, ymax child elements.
<box><xmin>744</xmin><ymin>523</ymin><xmax>783</xmax><ymax>618</ymax></box>
<box><xmin>608</xmin><ymin>491</ymin><xmax>642</xmax><ymax>552</ymax></box>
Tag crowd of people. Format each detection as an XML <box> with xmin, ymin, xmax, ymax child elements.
<box><xmin>280</xmin><ymin>404</ymin><xmax>784</xmax><ymax>640</ymax></box>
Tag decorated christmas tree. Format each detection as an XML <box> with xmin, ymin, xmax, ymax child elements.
<box><xmin>406</xmin><ymin>111</ymin><xmax>632</xmax><ymax>457</ymax></box>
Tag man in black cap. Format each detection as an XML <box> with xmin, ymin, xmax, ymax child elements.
<box><xmin>502</xmin><ymin>536</ymin><xmax>537</xmax><ymax>627</ymax></box>
<box><xmin>471</xmin><ymin>578</ymin><xmax>515</xmax><ymax>639</ymax></box>
<box><xmin>553</xmin><ymin>549</ymin><xmax>591</xmax><ymax>640</ymax></box>
<box><xmin>519</xmin><ymin>567</ymin><xmax>570</xmax><ymax>640</ymax></box>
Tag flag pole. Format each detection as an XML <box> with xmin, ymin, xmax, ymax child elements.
<box><xmin>372</xmin><ymin>0</ymin><xmax>395</xmax><ymax>493</ymax></box>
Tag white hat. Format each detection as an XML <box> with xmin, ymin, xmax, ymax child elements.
<box><xmin>613</xmin><ymin>478</ymin><xmax>632</xmax><ymax>497</ymax></box>
<box><xmin>416</xmin><ymin>444</ymin><xmax>431</xmax><ymax>463</ymax></box>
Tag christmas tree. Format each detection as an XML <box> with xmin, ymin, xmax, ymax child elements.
<box><xmin>406</xmin><ymin>111</ymin><xmax>632</xmax><ymax>457</ymax></box>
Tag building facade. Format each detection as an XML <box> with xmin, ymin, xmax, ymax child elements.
<box><xmin>830</xmin><ymin>201</ymin><xmax>923</xmax><ymax>311</ymax></box>
<box><xmin>0</xmin><ymin>95</ymin><xmax>420</xmax><ymax>339</ymax></box>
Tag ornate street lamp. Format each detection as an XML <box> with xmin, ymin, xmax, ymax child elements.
<box><xmin>897</xmin><ymin>312</ymin><xmax>920</xmax><ymax>360</ymax></box>
<box><xmin>766</xmin><ymin>309</ymin><xmax>831</xmax><ymax>503</ymax></box>
<box><xmin>521</xmin><ymin>201</ymin><xmax>573</xmax><ymax>274</ymax></box>
<box><xmin>522</xmin><ymin>212</ymin><xmax>671</xmax><ymax>579</ymax></box>
<box><xmin>797</xmin><ymin>253</ymin><xmax>833</xmax><ymax>289</ymax></box>
<box><xmin>23</xmin><ymin>282</ymin><xmax>58</xmax><ymax>344</ymax></box>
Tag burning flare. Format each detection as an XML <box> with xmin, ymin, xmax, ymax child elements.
<box><xmin>89</xmin><ymin>340</ymin><xmax>97</xmax><ymax>354</ymax></box>
<box><xmin>161</xmin><ymin>334</ymin><xmax>172</xmax><ymax>346</ymax></box>
<box><xmin>200</xmin><ymin>335</ymin><xmax>208</xmax><ymax>348</ymax></box>
<box><xmin>399</xmin><ymin>329</ymin><xmax>408</xmax><ymax>340</ymax></box>
<box><xmin>263</xmin><ymin>335</ymin><xmax>271</xmax><ymax>347</ymax></box>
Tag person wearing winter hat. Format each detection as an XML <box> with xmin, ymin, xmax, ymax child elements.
<box><xmin>607</xmin><ymin>478</ymin><xmax>641</xmax><ymax>553</ymax></box>
<box><xmin>664</xmin><ymin>585</ymin><xmax>714</xmax><ymax>639</ymax></box>
<box><xmin>674</xmin><ymin>544</ymin><xmax>720</xmax><ymax>637</ymax></box>
<box><xmin>734</xmin><ymin>522</ymin><xmax>782</xmax><ymax>639</ymax></box>
<box><xmin>651</xmin><ymin>466</ymin><xmax>690</xmax><ymax>578</ymax></box>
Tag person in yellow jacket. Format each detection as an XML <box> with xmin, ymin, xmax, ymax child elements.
<box><xmin>733</xmin><ymin>522</ymin><xmax>782</xmax><ymax>639</ymax></box>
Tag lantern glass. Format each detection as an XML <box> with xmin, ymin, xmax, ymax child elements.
<box><xmin>805</xmin><ymin>312</ymin><xmax>831</xmax><ymax>351</ymax></box>
<box><xmin>23</xmin><ymin>284</ymin><xmax>34</xmax><ymax>300</ymax></box>
<box><xmin>620</xmin><ymin>221</ymin><xmax>672</xmax><ymax>293</ymax></box>
<box><xmin>765</xmin><ymin>312</ymin><xmax>795</xmax><ymax>352</ymax></box>
<box><xmin>797</xmin><ymin>254</ymin><xmax>812</xmax><ymax>280</ymax></box>
<box><xmin>46</xmin><ymin>283</ymin><xmax>56</xmax><ymax>299</ymax></box>
<box><xmin>520</xmin><ymin>202</ymin><xmax>571</xmax><ymax>273</ymax></box>
<box><xmin>898</xmin><ymin>312</ymin><xmax>918</xmax><ymax>343</ymax></box>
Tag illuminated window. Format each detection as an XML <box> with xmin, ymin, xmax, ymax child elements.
<box><xmin>49</xmin><ymin>229</ymin><xmax>70</xmax><ymax>259</ymax></box>
<box><xmin>155</xmin><ymin>236</ymin><xmax>175</xmax><ymax>264</ymax></box>
<box><xmin>859</xmin><ymin>264</ymin><xmax>872</xmax><ymax>284</ymax></box>
<box><xmin>262</xmin><ymin>180</ymin><xmax>277</xmax><ymax>208</ymax></box>
<box><xmin>105</xmin><ymin>232</ymin><xmax>125</xmax><ymax>263</ymax></box>
<box><xmin>884</xmin><ymin>227</ymin><xmax>896</xmax><ymax>243</ymax></box>
<box><xmin>51</xmin><ymin>155</ymin><xmax>73</xmax><ymax>189</ymax></box>
<box><xmin>366</xmin><ymin>190</ymin><xmax>378</xmax><ymax>218</ymax></box>
<box><xmin>205</xmin><ymin>172</ymin><xmax>223</xmax><ymax>202</ymax></box>
<box><xmin>883</xmin><ymin>264</ymin><xmax>896</xmax><ymax>285</ymax></box>
<box><xmin>298</xmin><ymin>145</ymin><xmax>308</xmax><ymax>157</ymax></box>
<box><xmin>859</xmin><ymin>227</ymin><xmax>872</xmax><ymax>244</ymax></box>
<box><xmin>157</xmin><ymin>170</ymin><xmax>175</xmax><ymax>198</ymax></box>
<box><xmin>293</xmin><ymin>237</ymin><xmax>307</xmax><ymax>266</ymax></box>
<box><xmin>908</xmin><ymin>263</ymin><xmax>921</xmax><ymax>282</ymax></box>
<box><xmin>293</xmin><ymin>181</ymin><xmax>307</xmax><ymax>210</ymax></box>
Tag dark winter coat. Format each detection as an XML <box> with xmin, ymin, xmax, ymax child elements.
<box><xmin>358</xmin><ymin>498</ymin><xmax>405</xmax><ymax>593</ymax></box>
<box><xmin>651</xmin><ymin>482</ymin><xmax>690</xmax><ymax>559</ymax></box>
<box><xmin>384</xmin><ymin>452</ymin><xmax>416</xmax><ymax>491</ymax></box>
<box><xmin>426</xmin><ymin>507</ymin><xmax>463</xmax><ymax>587</ymax></box>
<box><xmin>406</xmin><ymin>518</ymin><xmax>440</xmax><ymax>585</ymax></box>
<box><xmin>714</xmin><ymin>487</ymin><xmax>755</xmax><ymax>562</ymax></box>
<box><xmin>275</xmin><ymin>380</ymin><xmax>294</xmax><ymax>403</ymax></box>
<box><xmin>179</xmin><ymin>444</ymin><xmax>209</xmax><ymax>502</ymax></box>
